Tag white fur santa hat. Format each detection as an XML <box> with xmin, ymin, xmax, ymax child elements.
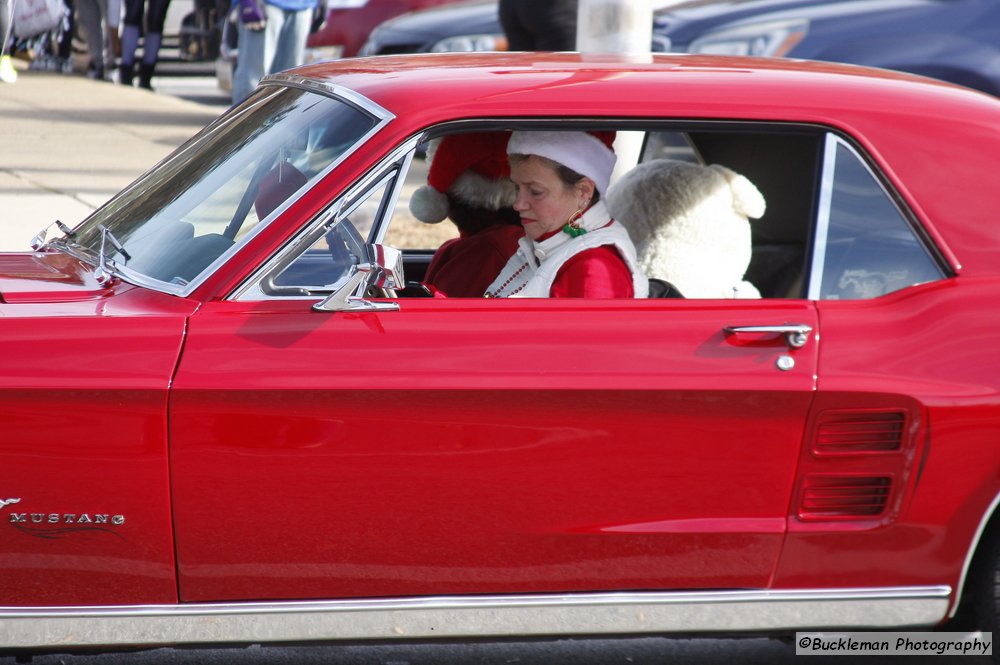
<box><xmin>409</xmin><ymin>131</ymin><xmax>517</xmax><ymax>224</ymax></box>
<box><xmin>506</xmin><ymin>130</ymin><xmax>617</xmax><ymax>196</ymax></box>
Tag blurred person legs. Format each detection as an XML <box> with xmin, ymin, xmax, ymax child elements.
<box><xmin>231</xmin><ymin>7</ymin><xmax>265</xmax><ymax>104</ymax></box>
<box><xmin>119</xmin><ymin>3</ymin><xmax>137</xmax><ymax>85</ymax></box>
<box><xmin>56</xmin><ymin>0</ymin><xmax>75</xmax><ymax>72</ymax></box>
<box><xmin>498</xmin><ymin>0</ymin><xmax>577</xmax><ymax>51</ymax></box>
<box><xmin>231</xmin><ymin>0</ymin><xmax>312</xmax><ymax>105</ymax></box>
<box><xmin>0</xmin><ymin>0</ymin><xmax>16</xmax><ymax>82</ymax></box>
<box><xmin>107</xmin><ymin>0</ymin><xmax>120</xmax><ymax>60</ymax></box>
<box><xmin>266</xmin><ymin>4</ymin><xmax>310</xmax><ymax>74</ymax></box>
<box><xmin>77</xmin><ymin>0</ymin><xmax>110</xmax><ymax>79</ymax></box>
<box><xmin>119</xmin><ymin>0</ymin><xmax>170</xmax><ymax>88</ymax></box>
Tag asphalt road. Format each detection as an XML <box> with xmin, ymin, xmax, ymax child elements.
<box><xmin>2</xmin><ymin>635</ymin><xmax>994</xmax><ymax>664</ymax></box>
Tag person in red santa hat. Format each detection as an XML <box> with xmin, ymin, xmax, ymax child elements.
<box><xmin>409</xmin><ymin>131</ymin><xmax>524</xmax><ymax>297</ymax></box>
<box><xmin>484</xmin><ymin>130</ymin><xmax>647</xmax><ymax>298</ymax></box>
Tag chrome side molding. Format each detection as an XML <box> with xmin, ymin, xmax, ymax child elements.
<box><xmin>1</xmin><ymin>587</ymin><xmax>950</xmax><ymax>649</ymax></box>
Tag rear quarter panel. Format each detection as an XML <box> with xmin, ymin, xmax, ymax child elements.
<box><xmin>775</xmin><ymin>278</ymin><xmax>1000</xmax><ymax>594</ymax></box>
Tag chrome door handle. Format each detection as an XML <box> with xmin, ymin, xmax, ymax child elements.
<box><xmin>723</xmin><ymin>324</ymin><xmax>813</xmax><ymax>349</ymax></box>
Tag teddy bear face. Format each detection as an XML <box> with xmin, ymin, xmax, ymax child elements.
<box><xmin>607</xmin><ymin>159</ymin><xmax>766</xmax><ymax>299</ymax></box>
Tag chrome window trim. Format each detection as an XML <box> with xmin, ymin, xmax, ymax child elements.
<box><xmin>0</xmin><ymin>587</ymin><xmax>950</xmax><ymax>649</ymax></box>
<box><xmin>118</xmin><ymin>266</ymin><xmax>188</xmax><ymax>295</ymax></box>
<box><xmin>372</xmin><ymin>146</ymin><xmax>416</xmax><ymax>247</ymax></box>
<box><xmin>260</xmin><ymin>74</ymin><xmax>391</xmax><ymax>120</ymax></box>
<box><xmin>230</xmin><ymin>135</ymin><xmax>422</xmax><ymax>302</ymax></box>
<box><xmin>807</xmin><ymin>133</ymin><xmax>838</xmax><ymax>301</ymax></box>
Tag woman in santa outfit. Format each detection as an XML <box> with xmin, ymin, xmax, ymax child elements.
<box><xmin>484</xmin><ymin>130</ymin><xmax>648</xmax><ymax>298</ymax></box>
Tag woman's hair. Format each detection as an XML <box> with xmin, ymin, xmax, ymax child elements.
<box><xmin>508</xmin><ymin>153</ymin><xmax>601</xmax><ymax>203</ymax></box>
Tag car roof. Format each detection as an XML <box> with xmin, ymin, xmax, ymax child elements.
<box><xmin>290</xmin><ymin>52</ymin><xmax>989</xmax><ymax>123</ymax></box>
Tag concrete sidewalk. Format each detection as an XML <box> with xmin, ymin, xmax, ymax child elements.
<box><xmin>0</xmin><ymin>64</ymin><xmax>225</xmax><ymax>251</ymax></box>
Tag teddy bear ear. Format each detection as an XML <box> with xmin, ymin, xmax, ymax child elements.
<box><xmin>709</xmin><ymin>165</ymin><xmax>767</xmax><ymax>220</ymax></box>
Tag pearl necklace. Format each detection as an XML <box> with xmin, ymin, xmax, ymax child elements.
<box><xmin>484</xmin><ymin>261</ymin><xmax>530</xmax><ymax>298</ymax></box>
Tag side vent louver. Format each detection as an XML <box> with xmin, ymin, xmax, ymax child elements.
<box><xmin>799</xmin><ymin>475</ymin><xmax>892</xmax><ymax>520</ymax></box>
<box><xmin>814</xmin><ymin>411</ymin><xmax>905</xmax><ymax>454</ymax></box>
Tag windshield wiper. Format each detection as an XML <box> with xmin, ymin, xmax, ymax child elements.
<box><xmin>30</xmin><ymin>220</ymin><xmax>76</xmax><ymax>251</ymax></box>
<box><xmin>93</xmin><ymin>225</ymin><xmax>132</xmax><ymax>287</ymax></box>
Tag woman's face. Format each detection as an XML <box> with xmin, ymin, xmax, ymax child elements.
<box><xmin>510</xmin><ymin>156</ymin><xmax>590</xmax><ymax>241</ymax></box>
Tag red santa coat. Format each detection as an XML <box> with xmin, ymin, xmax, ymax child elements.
<box><xmin>424</xmin><ymin>223</ymin><xmax>524</xmax><ymax>298</ymax></box>
<box><xmin>548</xmin><ymin>246</ymin><xmax>635</xmax><ymax>298</ymax></box>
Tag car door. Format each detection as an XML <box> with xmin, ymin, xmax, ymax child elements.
<box><xmin>168</xmin><ymin>145</ymin><xmax>819</xmax><ymax>603</ymax></box>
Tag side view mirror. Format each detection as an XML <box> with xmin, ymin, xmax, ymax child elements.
<box><xmin>313</xmin><ymin>243</ymin><xmax>404</xmax><ymax>313</ymax></box>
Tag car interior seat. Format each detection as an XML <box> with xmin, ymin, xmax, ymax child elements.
<box><xmin>690</xmin><ymin>131</ymin><xmax>821</xmax><ymax>299</ymax></box>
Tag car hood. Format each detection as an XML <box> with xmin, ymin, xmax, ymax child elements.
<box><xmin>0</xmin><ymin>251</ymin><xmax>112</xmax><ymax>303</ymax></box>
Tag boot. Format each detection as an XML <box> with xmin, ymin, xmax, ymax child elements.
<box><xmin>119</xmin><ymin>61</ymin><xmax>134</xmax><ymax>86</ymax></box>
<box><xmin>110</xmin><ymin>31</ymin><xmax>122</xmax><ymax>61</ymax></box>
<box><xmin>138</xmin><ymin>62</ymin><xmax>155</xmax><ymax>90</ymax></box>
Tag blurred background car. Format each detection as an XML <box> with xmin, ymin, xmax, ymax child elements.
<box><xmin>358</xmin><ymin>0</ymin><xmax>1000</xmax><ymax>97</ymax></box>
<box><xmin>358</xmin><ymin>0</ymin><xmax>505</xmax><ymax>55</ymax></box>
<box><xmin>216</xmin><ymin>0</ymin><xmax>464</xmax><ymax>91</ymax></box>
<box><xmin>652</xmin><ymin>0</ymin><xmax>1000</xmax><ymax>96</ymax></box>
<box><xmin>358</xmin><ymin>0</ymin><xmax>682</xmax><ymax>55</ymax></box>
<box><xmin>306</xmin><ymin>0</ymin><xmax>463</xmax><ymax>62</ymax></box>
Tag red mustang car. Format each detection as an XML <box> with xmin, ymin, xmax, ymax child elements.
<box><xmin>3</xmin><ymin>53</ymin><xmax>1000</xmax><ymax>654</ymax></box>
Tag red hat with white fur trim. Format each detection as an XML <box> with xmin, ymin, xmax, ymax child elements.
<box><xmin>409</xmin><ymin>132</ymin><xmax>516</xmax><ymax>224</ymax></box>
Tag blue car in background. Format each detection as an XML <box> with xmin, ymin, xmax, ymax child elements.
<box><xmin>360</xmin><ymin>0</ymin><xmax>1000</xmax><ymax>96</ymax></box>
<box><xmin>652</xmin><ymin>0</ymin><xmax>1000</xmax><ymax>96</ymax></box>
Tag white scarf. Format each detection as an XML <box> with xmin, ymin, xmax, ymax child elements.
<box><xmin>485</xmin><ymin>201</ymin><xmax>648</xmax><ymax>298</ymax></box>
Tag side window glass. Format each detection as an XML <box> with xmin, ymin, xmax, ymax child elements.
<box><xmin>812</xmin><ymin>138</ymin><xmax>944</xmax><ymax>300</ymax></box>
<box><xmin>266</xmin><ymin>175</ymin><xmax>394</xmax><ymax>294</ymax></box>
<box><xmin>385</xmin><ymin>141</ymin><xmax>459</xmax><ymax>252</ymax></box>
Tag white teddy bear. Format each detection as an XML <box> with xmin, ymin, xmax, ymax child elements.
<box><xmin>607</xmin><ymin>159</ymin><xmax>766</xmax><ymax>299</ymax></box>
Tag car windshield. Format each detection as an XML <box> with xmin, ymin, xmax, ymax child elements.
<box><xmin>58</xmin><ymin>84</ymin><xmax>381</xmax><ymax>291</ymax></box>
